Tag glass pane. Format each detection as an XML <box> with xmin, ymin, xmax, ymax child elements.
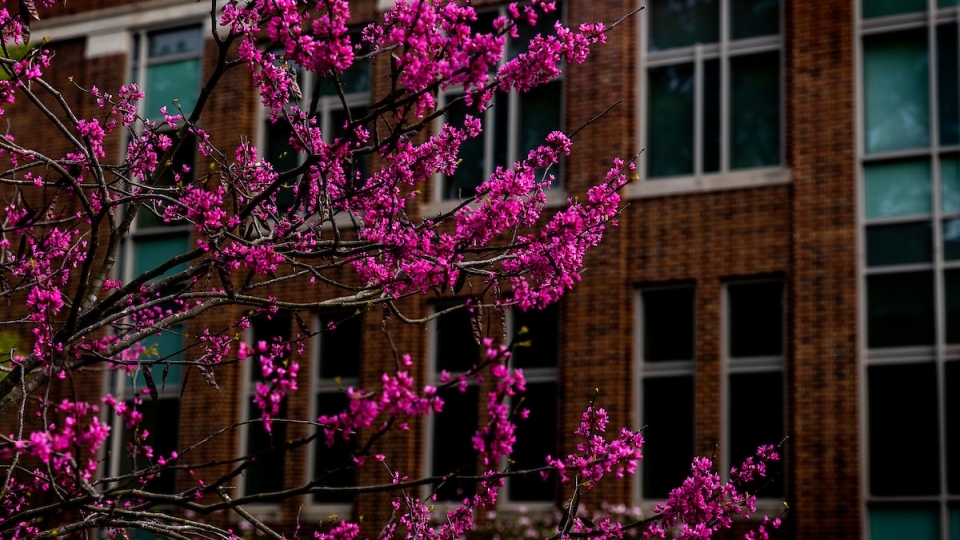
<box><xmin>948</xmin><ymin>362</ymin><xmax>960</xmax><ymax>493</ymax></box>
<box><xmin>649</xmin><ymin>0</ymin><xmax>718</xmax><ymax>51</ymax></box>
<box><xmin>329</xmin><ymin>107</ymin><xmax>369</xmax><ymax>188</ymax></box>
<box><xmin>731</xmin><ymin>0</ymin><xmax>779</xmax><ymax>40</ymax></box>
<box><xmin>432</xmin><ymin>385</ymin><xmax>479</xmax><ymax>501</ymax></box>
<box><xmin>863</xmin><ymin>30</ymin><xmax>929</xmax><ymax>154</ymax></box>
<box><xmin>435</xmin><ymin>303</ymin><xmax>480</xmax><ymax>373</ymax></box>
<box><xmin>727</xmin><ymin>281</ymin><xmax>783</xmax><ymax>358</ymax></box>
<box><xmin>511</xmin><ymin>303</ymin><xmax>559</xmax><ymax>369</ymax></box>
<box><xmin>948</xmin><ymin>270</ymin><xmax>960</xmax><ymax>343</ymax></box>
<box><xmin>508</xmin><ymin>381</ymin><xmax>558</xmax><ymax>501</ymax></box>
<box><xmin>642</xmin><ymin>375</ymin><xmax>694</xmax><ymax>499</ymax></box>
<box><xmin>132</xmin><ymin>326</ymin><xmax>184</xmax><ymax>392</ymax></box>
<box><xmin>864</xmin><ymin>160</ymin><xmax>931</xmax><ymax>219</ymax></box>
<box><xmin>703</xmin><ymin>59</ymin><xmax>720</xmax><ymax>173</ymax></box>
<box><xmin>869</xmin><ymin>506</ymin><xmax>939</xmax><ymax>540</ymax></box>
<box><xmin>244</xmin><ymin>399</ymin><xmax>287</xmax><ymax>495</ymax></box>
<box><xmin>511</xmin><ymin>7</ymin><xmax>562</xmax><ymax>59</ymax></box>
<box><xmin>862</xmin><ymin>0</ymin><xmax>925</xmax><ymax>18</ymax></box>
<box><xmin>264</xmin><ymin>120</ymin><xmax>299</xmax><ymax>210</ymax></box>
<box><xmin>867</xmin><ymin>272</ymin><xmax>935</xmax><ymax>347</ymax></box>
<box><xmin>865</xmin><ymin>222</ymin><xmax>932</xmax><ymax>266</ymax></box>
<box><xmin>952</xmin><ymin>506</ymin><xmax>960</xmax><ymax>540</ymax></box>
<box><xmin>145</xmin><ymin>59</ymin><xmax>201</xmax><ymax>119</ymax></box>
<box><xmin>518</xmin><ymin>80</ymin><xmax>563</xmax><ymax>181</ymax></box>
<box><xmin>148</xmin><ymin>26</ymin><xmax>202</xmax><ymax>57</ymax></box>
<box><xmin>946</xmin><ymin>220</ymin><xmax>960</xmax><ymax>260</ymax></box>
<box><xmin>313</xmin><ymin>392</ymin><xmax>356</xmax><ymax>503</ymax></box>
<box><xmin>730</xmin><ymin>52</ymin><xmax>780</xmax><ymax>169</ymax></box>
<box><xmin>319</xmin><ymin>312</ymin><xmax>361</xmax><ymax>379</ymax></box>
<box><xmin>137</xmin><ymin>133</ymin><xmax>197</xmax><ymax>228</ymax></box>
<box><xmin>250</xmin><ymin>313</ymin><xmax>291</xmax><ymax>382</ymax></box>
<box><xmin>133</xmin><ymin>233</ymin><xmax>190</xmax><ymax>281</ymax></box>
<box><xmin>648</xmin><ymin>63</ymin><xmax>694</xmax><ymax>178</ymax></box>
<box><xmin>118</xmin><ymin>398</ymin><xmax>180</xmax><ymax>494</ymax></box>
<box><xmin>729</xmin><ymin>371</ymin><xmax>783</xmax><ymax>498</ymax></box>
<box><xmin>868</xmin><ymin>363</ymin><xmax>939</xmax><ymax>495</ymax></box>
<box><xmin>942</xmin><ymin>0</ymin><xmax>960</xmax><ymax>6</ymax></box>
<box><xmin>944</xmin><ymin>157</ymin><xmax>960</xmax><ymax>213</ymax></box>
<box><xmin>939</xmin><ymin>24</ymin><xmax>959</xmax><ymax>146</ymax></box>
<box><xmin>494</xmin><ymin>90</ymin><xmax>509</xmax><ymax>169</ymax></box>
<box><xmin>642</xmin><ymin>287</ymin><xmax>695</xmax><ymax>362</ymax></box>
<box><xmin>445</xmin><ymin>95</ymin><xmax>485</xmax><ymax>200</ymax></box>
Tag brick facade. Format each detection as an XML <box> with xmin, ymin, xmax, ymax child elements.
<box><xmin>2</xmin><ymin>1</ymin><xmax>869</xmax><ymax>539</ymax></box>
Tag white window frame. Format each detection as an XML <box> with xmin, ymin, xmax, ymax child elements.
<box><xmin>855</xmin><ymin>4</ymin><xmax>960</xmax><ymax>540</ymax></box>
<box><xmin>720</xmin><ymin>279</ymin><xmax>785</xmax><ymax>507</ymax></box>
<box><xmin>632</xmin><ymin>285</ymin><xmax>696</xmax><ymax>507</ymax></box>
<box><xmin>499</xmin><ymin>306</ymin><xmax>559</xmax><ymax>511</ymax></box>
<box><xmin>630</xmin><ymin>0</ymin><xmax>790</xmax><ymax>199</ymax></box>
<box><xmin>304</xmin><ymin>313</ymin><xmax>359</xmax><ymax>518</ymax></box>
<box><xmin>425</xmin><ymin>3</ymin><xmax>568</xmax><ymax>216</ymax></box>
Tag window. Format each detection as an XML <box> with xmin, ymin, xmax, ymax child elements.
<box><xmin>636</xmin><ymin>286</ymin><xmax>696</xmax><ymax>501</ymax></box>
<box><xmin>723</xmin><ymin>280</ymin><xmax>784</xmax><ymax>499</ymax></box>
<box><xmin>240</xmin><ymin>313</ymin><xmax>291</xmax><ymax>497</ymax></box>
<box><xmin>859</xmin><ymin>4</ymin><xmax>960</xmax><ymax>537</ymax></box>
<box><xmin>309</xmin><ymin>311</ymin><xmax>362</xmax><ymax>508</ymax></box>
<box><xmin>641</xmin><ymin>0</ymin><xmax>781</xmax><ymax>179</ymax></box>
<box><xmin>438</xmin><ymin>6</ymin><xmax>564</xmax><ymax>201</ymax></box>
<box><xmin>427</xmin><ymin>301</ymin><xmax>481</xmax><ymax>502</ymax></box>
<box><xmin>131</xmin><ymin>25</ymin><xmax>203</xmax><ymax>122</ymax></box>
<box><xmin>260</xmin><ymin>36</ymin><xmax>371</xmax><ymax>209</ymax></box>
<box><xmin>505</xmin><ymin>303</ymin><xmax>560</xmax><ymax>504</ymax></box>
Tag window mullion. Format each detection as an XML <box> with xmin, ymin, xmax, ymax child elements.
<box><xmin>720</xmin><ymin>0</ymin><xmax>731</xmax><ymax>173</ymax></box>
<box><xmin>694</xmin><ymin>44</ymin><xmax>704</xmax><ymax>176</ymax></box>
<box><xmin>508</xmin><ymin>90</ymin><xmax>520</xmax><ymax>166</ymax></box>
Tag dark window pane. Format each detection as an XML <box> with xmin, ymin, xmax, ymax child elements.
<box><xmin>947</xmin><ymin>270</ymin><xmax>960</xmax><ymax>344</ymax></box>
<box><xmin>328</xmin><ymin>107</ymin><xmax>369</xmax><ymax>189</ymax></box>
<box><xmin>318</xmin><ymin>36</ymin><xmax>370</xmax><ymax>96</ymax></box>
<box><xmin>435</xmin><ymin>303</ymin><xmax>480</xmax><ymax>373</ymax></box>
<box><xmin>245</xmin><ymin>399</ymin><xmax>288</xmax><ymax>495</ymax></box>
<box><xmin>867</xmin><ymin>272</ymin><xmax>935</xmax><ymax>348</ymax></box>
<box><xmin>642</xmin><ymin>287</ymin><xmax>695</xmax><ymax>362</ymax></box>
<box><xmin>509</xmin><ymin>381</ymin><xmax>558</xmax><ymax>501</ymax></box>
<box><xmin>445</xmin><ymin>95</ymin><xmax>485</xmax><ymax>200</ymax></box>
<box><xmin>951</xmin><ymin>505</ymin><xmax>960</xmax><ymax>540</ymax></box>
<box><xmin>264</xmin><ymin>120</ymin><xmax>298</xmax><ymax>210</ymax></box>
<box><xmin>939</xmin><ymin>24</ymin><xmax>959</xmax><ymax>146</ymax></box>
<box><xmin>432</xmin><ymin>385</ymin><xmax>479</xmax><ymax>501</ymax></box>
<box><xmin>137</xmin><ymin>134</ymin><xmax>197</xmax><ymax>228</ymax></box>
<box><xmin>868</xmin><ymin>363</ymin><xmax>939</xmax><ymax>496</ymax></box>
<box><xmin>945</xmin><ymin>220</ymin><xmax>960</xmax><ymax>260</ymax></box>
<box><xmin>251</xmin><ymin>313</ymin><xmax>291</xmax><ymax>382</ymax></box>
<box><xmin>868</xmin><ymin>505</ymin><xmax>939</xmax><ymax>540</ymax></box>
<box><xmin>731</xmin><ymin>0</ymin><xmax>779</xmax><ymax>40</ymax></box>
<box><xmin>864</xmin><ymin>160</ymin><xmax>931</xmax><ymax>219</ymax></box>
<box><xmin>649</xmin><ymin>0</ymin><xmax>718</xmax><ymax>51</ymax></box>
<box><xmin>948</xmin><ymin>361</ymin><xmax>960</xmax><ymax>494</ymax></box>
<box><xmin>703</xmin><ymin>59</ymin><xmax>720</xmax><ymax>173</ymax></box>
<box><xmin>729</xmin><ymin>371</ymin><xmax>783</xmax><ymax>498</ymax></box>
<box><xmin>862</xmin><ymin>0</ymin><xmax>926</xmax><ymax>18</ymax></box>
<box><xmin>518</xmin><ymin>80</ymin><xmax>563</xmax><ymax>183</ymax></box>
<box><xmin>148</xmin><ymin>26</ymin><xmax>202</xmax><ymax>57</ymax></box>
<box><xmin>511</xmin><ymin>303</ymin><xmax>559</xmax><ymax>369</ymax></box>
<box><xmin>493</xmin><ymin>90</ymin><xmax>510</xmax><ymax>169</ymax></box>
<box><xmin>118</xmin><ymin>398</ymin><xmax>180</xmax><ymax>494</ymax></box>
<box><xmin>648</xmin><ymin>63</ymin><xmax>694</xmax><ymax>178</ymax></box>
<box><xmin>510</xmin><ymin>7</ymin><xmax>562</xmax><ymax>59</ymax></box>
<box><xmin>728</xmin><ymin>281</ymin><xmax>783</xmax><ymax>358</ymax></box>
<box><xmin>865</xmin><ymin>222</ymin><xmax>932</xmax><ymax>266</ymax></box>
<box><xmin>319</xmin><ymin>312</ymin><xmax>361</xmax><ymax>379</ymax></box>
<box><xmin>730</xmin><ymin>52</ymin><xmax>780</xmax><ymax>169</ymax></box>
<box><xmin>863</xmin><ymin>30</ymin><xmax>929</xmax><ymax>154</ymax></box>
<box><xmin>314</xmin><ymin>392</ymin><xmax>356</xmax><ymax>503</ymax></box>
<box><xmin>642</xmin><ymin>376</ymin><xmax>694</xmax><ymax>499</ymax></box>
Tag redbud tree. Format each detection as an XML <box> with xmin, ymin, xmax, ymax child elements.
<box><xmin>0</xmin><ymin>0</ymin><xmax>782</xmax><ymax>539</ymax></box>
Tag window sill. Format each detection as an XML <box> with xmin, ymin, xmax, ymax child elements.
<box><xmin>301</xmin><ymin>502</ymin><xmax>353</xmax><ymax>522</ymax></box>
<box><xmin>624</xmin><ymin>167</ymin><xmax>791</xmax><ymax>199</ymax></box>
<box><xmin>422</xmin><ymin>188</ymin><xmax>569</xmax><ymax>221</ymax></box>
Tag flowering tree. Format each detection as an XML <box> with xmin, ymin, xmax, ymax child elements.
<box><xmin>0</xmin><ymin>0</ymin><xmax>783</xmax><ymax>539</ymax></box>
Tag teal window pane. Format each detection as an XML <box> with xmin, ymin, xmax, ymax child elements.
<box><xmin>862</xmin><ymin>0</ymin><xmax>926</xmax><ymax>18</ymax></box>
<box><xmin>942</xmin><ymin>0</ymin><xmax>960</xmax><ymax>6</ymax></box>
<box><xmin>649</xmin><ymin>0</ymin><xmax>718</xmax><ymax>51</ymax></box>
<box><xmin>939</xmin><ymin>24</ymin><xmax>959</xmax><ymax>146</ymax></box>
<box><xmin>948</xmin><ymin>364</ymin><xmax>960</xmax><ymax>492</ymax></box>
<box><xmin>519</xmin><ymin>80</ymin><xmax>563</xmax><ymax>184</ymax></box>
<box><xmin>864</xmin><ymin>160</ymin><xmax>931</xmax><ymax>219</ymax></box>
<box><xmin>866</xmin><ymin>222</ymin><xmax>932</xmax><ymax>266</ymax></box>
<box><xmin>648</xmin><ymin>63</ymin><xmax>694</xmax><ymax>177</ymax></box>
<box><xmin>863</xmin><ymin>30</ymin><xmax>929</xmax><ymax>154</ymax></box>
<box><xmin>148</xmin><ymin>26</ymin><xmax>201</xmax><ymax>58</ymax></box>
<box><xmin>703</xmin><ymin>59</ymin><xmax>720</xmax><ymax>173</ymax></box>
<box><xmin>867</xmin><ymin>272</ymin><xmax>935</xmax><ymax>348</ymax></box>
<box><xmin>731</xmin><ymin>0</ymin><xmax>779</xmax><ymax>40</ymax></box>
<box><xmin>730</xmin><ymin>52</ymin><xmax>780</xmax><ymax>169</ymax></box>
<box><xmin>145</xmin><ymin>59</ymin><xmax>201</xmax><ymax>119</ymax></box>
<box><xmin>952</xmin><ymin>506</ymin><xmax>960</xmax><ymax>540</ymax></box>
<box><xmin>945</xmin><ymin>219</ymin><xmax>960</xmax><ymax>260</ymax></box>
<box><xmin>944</xmin><ymin>157</ymin><xmax>960</xmax><ymax>213</ymax></box>
<box><xmin>137</xmin><ymin>133</ymin><xmax>197</xmax><ymax>229</ymax></box>
<box><xmin>133</xmin><ymin>233</ymin><xmax>190</xmax><ymax>281</ymax></box>
<box><xmin>870</xmin><ymin>507</ymin><xmax>939</xmax><ymax>540</ymax></box>
<box><xmin>132</xmin><ymin>326</ymin><xmax>184</xmax><ymax>391</ymax></box>
<box><xmin>444</xmin><ymin>94</ymin><xmax>485</xmax><ymax>199</ymax></box>
<box><xmin>947</xmin><ymin>271</ymin><xmax>960</xmax><ymax>344</ymax></box>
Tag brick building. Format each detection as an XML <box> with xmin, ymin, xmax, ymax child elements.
<box><xmin>7</xmin><ymin>0</ymin><xmax>958</xmax><ymax>539</ymax></box>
